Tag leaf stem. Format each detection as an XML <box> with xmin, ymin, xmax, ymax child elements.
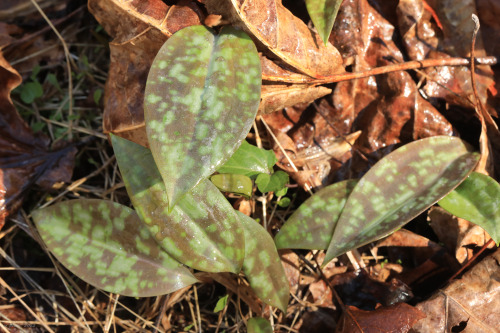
<box><xmin>309</xmin><ymin>56</ymin><xmax>497</xmax><ymax>84</ymax></box>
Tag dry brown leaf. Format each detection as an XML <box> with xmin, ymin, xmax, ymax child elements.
<box><xmin>428</xmin><ymin>207</ymin><xmax>494</xmax><ymax>264</ymax></box>
<box><xmin>204</xmin><ymin>0</ymin><xmax>344</xmax><ymax>78</ymax></box>
<box><xmin>397</xmin><ymin>0</ymin><xmax>496</xmax><ymax>111</ymax></box>
<box><xmin>260</xmin><ymin>54</ymin><xmax>315</xmax><ymax>83</ymax></box>
<box><xmin>411</xmin><ymin>248</ymin><xmax>500</xmax><ymax>332</ymax></box>
<box><xmin>259</xmin><ymin>84</ymin><xmax>331</xmax><ymax>115</ymax></box>
<box><xmin>0</xmin><ymin>52</ymin><xmax>76</xmax><ymax>229</ymax></box>
<box><xmin>337</xmin><ymin>303</ymin><xmax>426</xmax><ymax>333</ymax></box>
<box><xmin>279</xmin><ymin>249</ymin><xmax>300</xmax><ymax>295</ymax></box>
<box><xmin>88</xmin><ymin>0</ymin><xmax>204</xmax><ymax>147</ymax></box>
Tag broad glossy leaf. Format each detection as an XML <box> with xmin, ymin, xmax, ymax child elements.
<box><xmin>238</xmin><ymin>212</ymin><xmax>289</xmax><ymax>312</ymax></box>
<box><xmin>256</xmin><ymin>171</ymin><xmax>289</xmax><ymax>193</ymax></box>
<box><xmin>210</xmin><ymin>174</ymin><xmax>252</xmax><ymax>197</ymax></box>
<box><xmin>217</xmin><ymin>141</ymin><xmax>277</xmax><ymax>178</ymax></box>
<box><xmin>32</xmin><ymin>199</ymin><xmax>197</xmax><ymax>297</ymax></box>
<box><xmin>275</xmin><ymin>179</ymin><xmax>358</xmax><ymax>250</ymax></box>
<box><xmin>324</xmin><ymin>136</ymin><xmax>480</xmax><ymax>263</ymax></box>
<box><xmin>111</xmin><ymin>134</ymin><xmax>245</xmax><ymax>273</ymax></box>
<box><xmin>438</xmin><ymin>172</ymin><xmax>500</xmax><ymax>245</ymax></box>
<box><xmin>144</xmin><ymin>25</ymin><xmax>261</xmax><ymax>208</ymax></box>
<box><xmin>247</xmin><ymin>317</ymin><xmax>273</xmax><ymax>333</ymax></box>
<box><xmin>305</xmin><ymin>0</ymin><xmax>343</xmax><ymax>45</ymax></box>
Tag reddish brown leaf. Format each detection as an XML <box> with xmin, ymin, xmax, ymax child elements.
<box><xmin>337</xmin><ymin>303</ymin><xmax>426</xmax><ymax>333</ymax></box>
<box><xmin>0</xmin><ymin>53</ymin><xmax>76</xmax><ymax>229</ymax></box>
<box><xmin>259</xmin><ymin>84</ymin><xmax>331</xmax><ymax>115</ymax></box>
<box><xmin>411</xmin><ymin>248</ymin><xmax>500</xmax><ymax>332</ymax></box>
<box><xmin>397</xmin><ymin>0</ymin><xmax>496</xmax><ymax>112</ymax></box>
<box><xmin>428</xmin><ymin>207</ymin><xmax>494</xmax><ymax>264</ymax></box>
<box><xmin>88</xmin><ymin>0</ymin><xmax>204</xmax><ymax>147</ymax></box>
<box><xmin>204</xmin><ymin>0</ymin><xmax>344</xmax><ymax>78</ymax></box>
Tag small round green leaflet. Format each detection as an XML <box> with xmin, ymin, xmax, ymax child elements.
<box><xmin>32</xmin><ymin>199</ymin><xmax>197</xmax><ymax>297</ymax></box>
<box><xmin>237</xmin><ymin>212</ymin><xmax>289</xmax><ymax>312</ymax></box>
<box><xmin>210</xmin><ymin>173</ymin><xmax>253</xmax><ymax>197</ymax></box>
<box><xmin>305</xmin><ymin>0</ymin><xmax>343</xmax><ymax>45</ymax></box>
<box><xmin>324</xmin><ymin>136</ymin><xmax>480</xmax><ymax>264</ymax></box>
<box><xmin>111</xmin><ymin>134</ymin><xmax>245</xmax><ymax>273</ymax></box>
<box><xmin>438</xmin><ymin>172</ymin><xmax>500</xmax><ymax>245</ymax></box>
<box><xmin>274</xmin><ymin>179</ymin><xmax>358</xmax><ymax>250</ymax></box>
<box><xmin>247</xmin><ymin>317</ymin><xmax>273</xmax><ymax>333</ymax></box>
<box><xmin>144</xmin><ymin>25</ymin><xmax>261</xmax><ymax>209</ymax></box>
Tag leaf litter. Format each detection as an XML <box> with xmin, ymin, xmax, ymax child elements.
<box><xmin>1</xmin><ymin>0</ymin><xmax>500</xmax><ymax>331</ymax></box>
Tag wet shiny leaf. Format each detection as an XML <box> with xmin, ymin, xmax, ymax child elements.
<box><xmin>238</xmin><ymin>212</ymin><xmax>289</xmax><ymax>312</ymax></box>
<box><xmin>111</xmin><ymin>134</ymin><xmax>244</xmax><ymax>273</ymax></box>
<box><xmin>324</xmin><ymin>136</ymin><xmax>480</xmax><ymax>263</ymax></box>
<box><xmin>217</xmin><ymin>141</ymin><xmax>276</xmax><ymax>178</ymax></box>
<box><xmin>247</xmin><ymin>317</ymin><xmax>273</xmax><ymax>333</ymax></box>
<box><xmin>438</xmin><ymin>172</ymin><xmax>500</xmax><ymax>245</ymax></box>
<box><xmin>210</xmin><ymin>174</ymin><xmax>253</xmax><ymax>197</ymax></box>
<box><xmin>144</xmin><ymin>25</ymin><xmax>261</xmax><ymax>208</ymax></box>
<box><xmin>32</xmin><ymin>199</ymin><xmax>198</xmax><ymax>297</ymax></box>
<box><xmin>305</xmin><ymin>0</ymin><xmax>343</xmax><ymax>45</ymax></box>
<box><xmin>275</xmin><ymin>179</ymin><xmax>358</xmax><ymax>250</ymax></box>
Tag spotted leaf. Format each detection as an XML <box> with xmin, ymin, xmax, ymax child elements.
<box><xmin>274</xmin><ymin>179</ymin><xmax>358</xmax><ymax>250</ymax></box>
<box><xmin>238</xmin><ymin>212</ymin><xmax>289</xmax><ymax>312</ymax></box>
<box><xmin>144</xmin><ymin>25</ymin><xmax>261</xmax><ymax>208</ymax></box>
<box><xmin>111</xmin><ymin>134</ymin><xmax>244</xmax><ymax>273</ymax></box>
<box><xmin>438</xmin><ymin>172</ymin><xmax>500</xmax><ymax>245</ymax></box>
<box><xmin>247</xmin><ymin>317</ymin><xmax>273</xmax><ymax>333</ymax></box>
<box><xmin>305</xmin><ymin>0</ymin><xmax>343</xmax><ymax>45</ymax></box>
<box><xmin>210</xmin><ymin>174</ymin><xmax>253</xmax><ymax>197</ymax></box>
<box><xmin>32</xmin><ymin>199</ymin><xmax>197</xmax><ymax>297</ymax></box>
<box><xmin>324</xmin><ymin>136</ymin><xmax>480</xmax><ymax>264</ymax></box>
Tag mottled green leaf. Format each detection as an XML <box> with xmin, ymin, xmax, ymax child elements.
<box><xmin>210</xmin><ymin>174</ymin><xmax>253</xmax><ymax>197</ymax></box>
<box><xmin>213</xmin><ymin>294</ymin><xmax>229</xmax><ymax>313</ymax></box>
<box><xmin>438</xmin><ymin>172</ymin><xmax>500</xmax><ymax>245</ymax></box>
<box><xmin>217</xmin><ymin>141</ymin><xmax>277</xmax><ymax>178</ymax></box>
<box><xmin>144</xmin><ymin>25</ymin><xmax>261</xmax><ymax>208</ymax></box>
<box><xmin>275</xmin><ymin>179</ymin><xmax>358</xmax><ymax>250</ymax></box>
<box><xmin>32</xmin><ymin>199</ymin><xmax>197</xmax><ymax>297</ymax></box>
<box><xmin>247</xmin><ymin>317</ymin><xmax>273</xmax><ymax>333</ymax></box>
<box><xmin>305</xmin><ymin>0</ymin><xmax>343</xmax><ymax>45</ymax></box>
<box><xmin>325</xmin><ymin>136</ymin><xmax>480</xmax><ymax>264</ymax></box>
<box><xmin>237</xmin><ymin>212</ymin><xmax>289</xmax><ymax>312</ymax></box>
<box><xmin>111</xmin><ymin>134</ymin><xmax>244</xmax><ymax>273</ymax></box>
<box><xmin>256</xmin><ymin>171</ymin><xmax>289</xmax><ymax>193</ymax></box>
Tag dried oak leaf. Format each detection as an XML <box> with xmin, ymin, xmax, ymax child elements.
<box><xmin>88</xmin><ymin>0</ymin><xmax>204</xmax><ymax>147</ymax></box>
<box><xmin>328</xmin><ymin>0</ymin><xmax>453</xmax><ymax>179</ymax></box>
<box><xmin>428</xmin><ymin>206</ymin><xmax>494</xmax><ymax>264</ymax></box>
<box><xmin>0</xmin><ymin>53</ymin><xmax>76</xmax><ymax>229</ymax></box>
<box><xmin>397</xmin><ymin>0</ymin><xmax>496</xmax><ymax>112</ymax></box>
<box><xmin>410</xmin><ymin>248</ymin><xmax>500</xmax><ymax>332</ymax></box>
<box><xmin>337</xmin><ymin>303</ymin><xmax>426</xmax><ymax>333</ymax></box>
<box><xmin>204</xmin><ymin>0</ymin><xmax>344</xmax><ymax>78</ymax></box>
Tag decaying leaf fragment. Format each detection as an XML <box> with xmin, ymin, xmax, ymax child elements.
<box><xmin>144</xmin><ymin>25</ymin><xmax>261</xmax><ymax>207</ymax></box>
<box><xmin>204</xmin><ymin>0</ymin><xmax>344</xmax><ymax>78</ymax></box>
<box><xmin>0</xmin><ymin>52</ymin><xmax>76</xmax><ymax>229</ymax></box>
<box><xmin>411</xmin><ymin>248</ymin><xmax>500</xmax><ymax>332</ymax></box>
